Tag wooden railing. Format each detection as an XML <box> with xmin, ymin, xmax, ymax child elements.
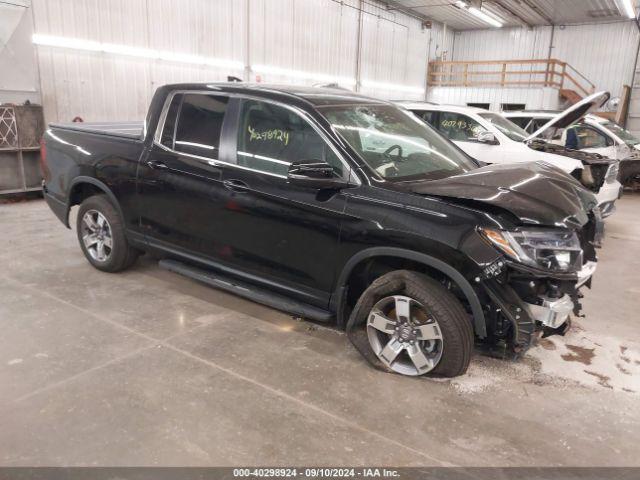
<box><xmin>428</xmin><ymin>59</ymin><xmax>596</xmax><ymax>97</ymax></box>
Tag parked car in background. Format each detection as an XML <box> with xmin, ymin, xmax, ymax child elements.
<box><xmin>504</xmin><ymin>111</ymin><xmax>640</xmax><ymax>188</ymax></box>
<box><xmin>41</xmin><ymin>83</ymin><xmax>603</xmax><ymax>378</ymax></box>
<box><xmin>399</xmin><ymin>92</ymin><xmax>622</xmax><ymax>217</ymax></box>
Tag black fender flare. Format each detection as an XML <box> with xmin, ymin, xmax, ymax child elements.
<box><xmin>332</xmin><ymin>246</ymin><xmax>486</xmax><ymax>338</ymax></box>
<box><xmin>64</xmin><ymin>176</ymin><xmax>125</xmax><ymax>228</ymax></box>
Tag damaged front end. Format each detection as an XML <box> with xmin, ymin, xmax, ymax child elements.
<box><xmin>475</xmin><ymin>210</ymin><xmax>602</xmax><ymax>358</ymax></box>
<box><xmin>527</xmin><ymin>139</ymin><xmax>618</xmax><ymax>193</ymax></box>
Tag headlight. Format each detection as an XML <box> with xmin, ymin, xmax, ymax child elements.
<box><xmin>480</xmin><ymin>228</ymin><xmax>583</xmax><ymax>272</ymax></box>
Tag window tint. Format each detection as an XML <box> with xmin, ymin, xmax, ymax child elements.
<box><xmin>236</xmin><ymin>100</ymin><xmax>344</xmax><ymax>177</ymax></box>
<box><xmin>413</xmin><ymin>110</ymin><xmax>437</xmax><ymax>127</ymax></box>
<box><xmin>172</xmin><ymin>94</ymin><xmax>229</xmax><ymax>159</ymax></box>
<box><xmin>160</xmin><ymin>94</ymin><xmax>182</xmax><ymax>148</ymax></box>
<box><xmin>437</xmin><ymin>112</ymin><xmax>487</xmax><ymax>142</ymax></box>
<box><xmin>507</xmin><ymin>117</ymin><xmax>530</xmax><ymax>129</ymax></box>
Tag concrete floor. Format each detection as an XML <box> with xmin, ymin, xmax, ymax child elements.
<box><xmin>0</xmin><ymin>195</ymin><xmax>639</xmax><ymax>467</ymax></box>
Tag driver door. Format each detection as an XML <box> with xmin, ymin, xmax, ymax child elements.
<box><xmin>217</xmin><ymin>98</ymin><xmax>355</xmax><ymax>306</ymax></box>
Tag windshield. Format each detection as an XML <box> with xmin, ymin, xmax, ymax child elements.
<box><xmin>478</xmin><ymin>113</ymin><xmax>529</xmax><ymax>142</ymax></box>
<box><xmin>601</xmin><ymin>121</ymin><xmax>640</xmax><ymax>146</ymax></box>
<box><xmin>318</xmin><ymin>104</ymin><xmax>477</xmax><ymax>181</ymax></box>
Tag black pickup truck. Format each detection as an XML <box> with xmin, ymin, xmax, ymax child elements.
<box><xmin>42</xmin><ymin>83</ymin><xmax>602</xmax><ymax>377</ymax></box>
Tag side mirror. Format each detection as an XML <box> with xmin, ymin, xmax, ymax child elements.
<box><xmin>476</xmin><ymin>131</ymin><xmax>499</xmax><ymax>145</ymax></box>
<box><xmin>287</xmin><ymin>160</ymin><xmax>349</xmax><ymax>189</ymax></box>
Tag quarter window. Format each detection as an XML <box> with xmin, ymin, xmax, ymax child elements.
<box><xmin>158</xmin><ymin>93</ymin><xmax>229</xmax><ymax>158</ymax></box>
<box><xmin>236</xmin><ymin>100</ymin><xmax>344</xmax><ymax>177</ymax></box>
<box><xmin>437</xmin><ymin>112</ymin><xmax>487</xmax><ymax>142</ymax></box>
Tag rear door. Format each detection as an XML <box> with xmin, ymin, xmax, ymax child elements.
<box><xmin>218</xmin><ymin>97</ymin><xmax>356</xmax><ymax>306</ymax></box>
<box><xmin>136</xmin><ymin>92</ymin><xmax>234</xmax><ymax>260</ymax></box>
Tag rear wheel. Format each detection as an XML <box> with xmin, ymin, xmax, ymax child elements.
<box><xmin>348</xmin><ymin>270</ymin><xmax>474</xmax><ymax>377</ymax></box>
<box><xmin>76</xmin><ymin>195</ymin><xmax>139</xmax><ymax>272</ymax></box>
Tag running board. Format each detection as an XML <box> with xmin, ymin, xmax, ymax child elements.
<box><xmin>158</xmin><ymin>259</ymin><xmax>333</xmax><ymax>322</ymax></box>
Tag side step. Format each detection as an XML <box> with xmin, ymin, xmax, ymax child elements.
<box><xmin>158</xmin><ymin>259</ymin><xmax>334</xmax><ymax>322</ymax></box>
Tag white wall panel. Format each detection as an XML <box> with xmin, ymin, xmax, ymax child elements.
<box><xmin>450</xmin><ymin>21</ymin><xmax>640</xmax><ymax>102</ymax></box>
<box><xmin>452</xmin><ymin>27</ymin><xmax>551</xmax><ymax>62</ymax></box>
<box><xmin>0</xmin><ymin>4</ymin><xmax>40</xmax><ymax>104</ymax></box>
<box><xmin>31</xmin><ymin>0</ymin><xmax>434</xmax><ymax>121</ymax></box>
<box><xmin>552</xmin><ymin>21</ymin><xmax>639</xmax><ymax>98</ymax></box>
<box><xmin>428</xmin><ymin>86</ymin><xmax>560</xmax><ymax>111</ymax></box>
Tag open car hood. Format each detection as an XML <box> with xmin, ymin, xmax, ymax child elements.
<box><xmin>525</xmin><ymin>91</ymin><xmax>610</xmax><ymax>142</ymax></box>
<box><xmin>407</xmin><ymin>162</ymin><xmax>597</xmax><ymax>229</ymax></box>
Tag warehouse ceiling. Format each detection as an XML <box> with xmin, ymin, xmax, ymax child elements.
<box><xmin>389</xmin><ymin>0</ymin><xmax>637</xmax><ymax>30</ymax></box>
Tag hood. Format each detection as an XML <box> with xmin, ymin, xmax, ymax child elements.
<box><xmin>525</xmin><ymin>91</ymin><xmax>610</xmax><ymax>142</ymax></box>
<box><xmin>406</xmin><ymin>162</ymin><xmax>597</xmax><ymax>229</ymax></box>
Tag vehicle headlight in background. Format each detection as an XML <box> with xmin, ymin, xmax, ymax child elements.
<box><xmin>480</xmin><ymin>228</ymin><xmax>583</xmax><ymax>272</ymax></box>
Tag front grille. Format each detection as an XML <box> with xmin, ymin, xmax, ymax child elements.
<box><xmin>605</xmin><ymin>162</ymin><xmax>619</xmax><ymax>183</ymax></box>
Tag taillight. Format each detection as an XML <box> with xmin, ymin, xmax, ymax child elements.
<box><xmin>39</xmin><ymin>136</ymin><xmax>50</xmax><ymax>182</ymax></box>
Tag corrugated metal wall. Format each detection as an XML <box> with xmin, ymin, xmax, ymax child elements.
<box><xmin>31</xmin><ymin>0</ymin><xmax>438</xmax><ymax>122</ymax></box>
<box><xmin>450</xmin><ymin>21</ymin><xmax>639</xmax><ymax>98</ymax></box>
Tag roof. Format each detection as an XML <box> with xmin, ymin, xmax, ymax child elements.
<box><xmin>159</xmin><ymin>82</ymin><xmax>386</xmax><ymax>108</ymax></box>
<box><xmin>502</xmin><ymin>111</ymin><xmax>560</xmax><ymax>118</ymax></box>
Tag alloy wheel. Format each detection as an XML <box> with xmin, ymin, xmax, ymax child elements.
<box><xmin>366</xmin><ymin>295</ymin><xmax>444</xmax><ymax>376</ymax></box>
<box><xmin>80</xmin><ymin>210</ymin><xmax>113</xmax><ymax>262</ymax></box>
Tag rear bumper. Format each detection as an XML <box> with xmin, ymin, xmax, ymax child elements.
<box><xmin>595</xmin><ymin>180</ymin><xmax>622</xmax><ymax>218</ymax></box>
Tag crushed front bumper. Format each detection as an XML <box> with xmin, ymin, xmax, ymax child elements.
<box><xmin>481</xmin><ymin>259</ymin><xmax>597</xmax><ymax>353</ymax></box>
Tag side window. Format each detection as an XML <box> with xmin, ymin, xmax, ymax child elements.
<box><xmin>571</xmin><ymin>126</ymin><xmax>610</xmax><ymax>149</ymax></box>
<box><xmin>508</xmin><ymin>117</ymin><xmax>530</xmax><ymax>129</ymax></box>
<box><xmin>438</xmin><ymin>112</ymin><xmax>487</xmax><ymax>142</ymax></box>
<box><xmin>415</xmin><ymin>110</ymin><xmax>437</xmax><ymax>127</ymax></box>
<box><xmin>236</xmin><ymin>100</ymin><xmax>344</xmax><ymax>178</ymax></box>
<box><xmin>173</xmin><ymin>94</ymin><xmax>229</xmax><ymax>160</ymax></box>
<box><xmin>160</xmin><ymin>94</ymin><xmax>182</xmax><ymax>148</ymax></box>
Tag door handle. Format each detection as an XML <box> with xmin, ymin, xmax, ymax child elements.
<box><xmin>223</xmin><ymin>179</ymin><xmax>249</xmax><ymax>193</ymax></box>
<box><xmin>147</xmin><ymin>160</ymin><xmax>169</xmax><ymax>170</ymax></box>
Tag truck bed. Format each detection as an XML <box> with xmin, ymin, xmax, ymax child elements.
<box><xmin>48</xmin><ymin>121</ymin><xmax>144</xmax><ymax>140</ymax></box>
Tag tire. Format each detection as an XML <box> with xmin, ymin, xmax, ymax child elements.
<box><xmin>346</xmin><ymin>270</ymin><xmax>474</xmax><ymax>377</ymax></box>
<box><xmin>76</xmin><ymin>194</ymin><xmax>139</xmax><ymax>273</ymax></box>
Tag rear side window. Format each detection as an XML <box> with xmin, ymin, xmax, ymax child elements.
<box><xmin>159</xmin><ymin>93</ymin><xmax>229</xmax><ymax>160</ymax></box>
<box><xmin>174</xmin><ymin>94</ymin><xmax>229</xmax><ymax>159</ymax></box>
<box><xmin>236</xmin><ymin>100</ymin><xmax>344</xmax><ymax>178</ymax></box>
<box><xmin>413</xmin><ymin>110</ymin><xmax>437</xmax><ymax>127</ymax></box>
<box><xmin>437</xmin><ymin>112</ymin><xmax>487</xmax><ymax>142</ymax></box>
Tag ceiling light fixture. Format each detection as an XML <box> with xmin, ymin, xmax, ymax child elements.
<box><xmin>32</xmin><ymin>34</ymin><xmax>245</xmax><ymax>69</ymax></box>
<box><xmin>618</xmin><ymin>0</ymin><xmax>637</xmax><ymax>18</ymax></box>
<box><xmin>454</xmin><ymin>0</ymin><xmax>504</xmax><ymax>28</ymax></box>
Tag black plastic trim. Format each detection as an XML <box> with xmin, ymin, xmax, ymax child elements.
<box><xmin>64</xmin><ymin>176</ymin><xmax>126</xmax><ymax>229</ymax></box>
<box><xmin>332</xmin><ymin>246</ymin><xmax>487</xmax><ymax>337</ymax></box>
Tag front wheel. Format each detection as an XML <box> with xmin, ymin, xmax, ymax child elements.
<box><xmin>347</xmin><ymin>270</ymin><xmax>474</xmax><ymax>377</ymax></box>
<box><xmin>76</xmin><ymin>194</ymin><xmax>139</xmax><ymax>272</ymax></box>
